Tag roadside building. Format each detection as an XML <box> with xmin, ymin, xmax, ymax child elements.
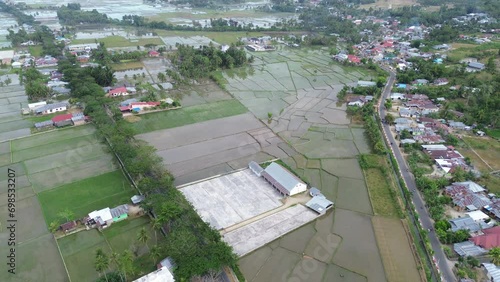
<box><xmin>471</xmin><ymin>226</ymin><xmax>500</xmax><ymax>249</ymax></box>
<box><xmin>449</xmin><ymin>216</ymin><xmax>481</xmax><ymax>232</ymax></box>
<box><xmin>482</xmin><ymin>263</ymin><xmax>500</xmax><ymax>282</ymax></box>
<box><xmin>261</xmin><ymin>162</ymin><xmax>307</xmax><ymax>196</ymax></box>
<box><xmin>454</xmin><ymin>241</ymin><xmax>487</xmax><ymax>257</ymax></box>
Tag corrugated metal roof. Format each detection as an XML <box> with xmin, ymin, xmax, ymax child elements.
<box><xmin>483</xmin><ymin>263</ymin><xmax>500</xmax><ymax>281</ymax></box>
<box><xmin>110</xmin><ymin>204</ymin><xmax>129</xmax><ymax>218</ymax></box>
<box><xmin>453</xmin><ymin>241</ymin><xmax>487</xmax><ymax>257</ymax></box>
<box><xmin>248</xmin><ymin>161</ymin><xmax>264</xmax><ymax>176</ymax></box>
<box><xmin>306</xmin><ymin>195</ymin><xmax>333</xmax><ymax>214</ymax></box>
<box><xmin>35</xmin><ymin>102</ymin><xmax>68</xmax><ymax>113</ymax></box>
<box><xmin>263</xmin><ymin>162</ymin><xmax>303</xmax><ymax>193</ymax></box>
<box><xmin>34</xmin><ymin>120</ymin><xmax>53</xmax><ymax>128</ymax></box>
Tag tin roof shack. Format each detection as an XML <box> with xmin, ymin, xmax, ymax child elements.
<box><xmin>110</xmin><ymin>204</ymin><xmax>129</xmax><ymax>222</ymax></box>
<box><xmin>445</xmin><ymin>184</ymin><xmax>492</xmax><ymax>211</ymax></box>
<box><xmin>306</xmin><ymin>195</ymin><xmax>334</xmax><ymax>215</ymax></box>
<box><xmin>454</xmin><ymin>241</ymin><xmax>487</xmax><ymax>257</ymax></box>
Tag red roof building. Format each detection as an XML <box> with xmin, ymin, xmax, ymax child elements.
<box><xmin>471</xmin><ymin>226</ymin><xmax>500</xmax><ymax>249</ymax></box>
<box><xmin>51</xmin><ymin>113</ymin><xmax>73</xmax><ymax>123</ymax></box>
<box><xmin>148</xmin><ymin>50</ymin><xmax>160</xmax><ymax>57</ymax></box>
<box><xmin>347</xmin><ymin>55</ymin><xmax>361</xmax><ymax>64</ymax></box>
<box><xmin>108</xmin><ymin>87</ymin><xmax>128</xmax><ymax>97</ymax></box>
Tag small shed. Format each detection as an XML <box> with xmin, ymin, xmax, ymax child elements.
<box><xmin>248</xmin><ymin>161</ymin><xmax>264</xmax><ymax>177</ymax></box>
<box><xmin>306</xmin><ymin>195</ymin><xmax>334</xmax><ymax>215</ymax></box>
<box><xmin>60</xmin><ymin>221</ymin><xmax>77</xmax><ymax>233</ymax></box>
<box><xmin>131</xmin><ymin>195</ymin><xmax>145</xmax><ymax>205</ymax></box>
<box><xmin>309</xmin><ymin>187</ymin><xmax>322</xmax><ymax>197</ymax></box>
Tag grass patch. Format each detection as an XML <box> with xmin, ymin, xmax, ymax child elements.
<box><xmin>487</xmin><ymin>129</ymin><xmax>500</xmax><ymax>139</ymax></box>
<box><xmin>131</xmin><ymin>99</ymin><xmax>247</xmax><ymax>134</ymax></box>
<box><xmin>71</xmin><ymin>36</ymin><xmax>164</xmax><ymax>48</ymax></box>
<box><xmin>462</xmin><ymin>136</ymin><xmax>500</xmax><ymax>171</ymax></box>
<box><xmin>24</xmin><ymin>111</ymin><xmax>68</xmax><ymax>123</ymax></box>
<box><xmin>11</xmin><ymin>124</ymin><xmax>96</xmax><ymax>151</ymax></box>
<box><xmin>38</xmin><ymin>170</ymin><xmax>134</xmax><ymax>224</ymax></box>
<box><xmin>360</xmin><ymin>154</ymin><xmax>401</xmax><ymax>217</ymax></box>
<box><xmin>110</xmin><ymin>61</ymin><xmax>144</xmax><ymax>71</ymax></box>
<box><xmin>29</xmin><ymin>46</ymin><xmax>43</xmax><ymax>57</ymax></box>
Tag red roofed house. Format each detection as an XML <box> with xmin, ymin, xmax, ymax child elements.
<box><xmin>148</xmin><ymin>50</ymin><xmax>160</xmax><ymax>57</ymax></box>
<box><xmin>347</xmin><ymin>55</ymin><xmax>361</xmax><ymax>64</ymax></box>
<box><xmin>107</xmin><ymin>87</ymin><xmax>129</xmax><ymax>97</ymax></box>
<box><xmin>471</xmin><ymin>226</ymin><xmax>500</xmax><ymax>249</ymax></box>
<box><xmin>52</xmin><ymin>113</ymin><xmax>73</xmax><ymax>127</ymax></box>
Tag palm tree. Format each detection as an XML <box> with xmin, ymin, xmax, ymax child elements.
<box><xmin>157</xmin><ymin>72</ymin><xmax>166</xmax><ymax>83</ymax></box>
<box><xmin>118</xmin><ymin>250</ymin><xmax>134</xmax><ymax>281</ymax></box>
<box><xmin>150</xmin><ymin>218</ymin><xmax>162</xmax><ymax>244</ymax></box>
<box><xmin>150</xmin><ymin>245</ymin><xmax>161</xmax><ymax>264</ymax></box>
<box><xmin>94</xmin><ymin>248</ymin><xmax>110</xmax><ymax>281</ymax></box>
<box><xmin>489</xmin><ymin>247</ymin><xmax>500</xmax><ymax>265</ymax></box>
<box><xmin>137</xmin><ymin>227</ymin><xmax>150</xmax><ymax>252</ymax></box>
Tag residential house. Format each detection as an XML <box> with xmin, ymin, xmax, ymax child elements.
<box><xmin>390</xmin><ymin>93</ymin><xmax>406</xmax><ymax>100</ymax></box>
<box><xmin>482</xmin><ymin>263</ymin><xmax>500</xmax><ymax>282</ymax></box>
<box><xmin>71</xmin><ymin>113</ymin><xmax>86</xmax><ymax>126</ymax></box>
<box><xmin>466</xmin><ymin>62</ymin><xmax>485</xmax><ymax>72</ymax></box>
<box><xmin>76</xmin><ymin>55</ymin><xmax>90</xmax><ymax>63</ymax></box>
<box><xmin>449</xmin><ymin>216</ymin><xmax>482</xmax><ymax>232</ymax></box>
<box><xmin>148</xmin><ymin>50</ymin><xmax>160</xmax><ymax>57</ymax></box>
<box><xmin>395</xmin><ymin>117</ymin><xmax>412</xmax><ymax>125</ymax></box>
<box><xmin>347</xmin><ymin>54</ymin><xmax>361</xmax><ymax>64</ymax></box>
<box><xmin>52</xmin><ymin>87</ymin><xmax>71</xmax><ymax>95</ymax></box>
<box><xmin>471</xmin><ymin>226</ymin><xmax>500</xmax><ymax>249</ymax></box>
<box><xmin>133</xmin><ymin>266</ymin><xmax>175</xmax><ymax>282</ymax></box>
<box><xmin>35</xmin><ymin>55</ymin><xmax>58</xmax><ymax>67</ymax></box>
<box><xmin>35</xmin><ymin>102</ymin><xmax>68</xmax><ymax>115</ymax></box>
<box><xmin>347</xmin><ymin>96</ymin><xmax>366</xmax><ymax>107</ymax></box>
<box><xmin>449</xmin><ymin>121</ymin><xmax>466</xmax><ymax>130</ymax></box>
<box><xmin>399</xmin><ymin>108</ymin><xmax>419</xmax><ymax>118</ymax></box>
<box><xmin>412</xmin><ymin>79</ymin><xmax>429</xmax><ymax>86</ymax></box>
<box><xmin>454</xmin><ymin>241</ymin><xmax>487</xmax><ymax>257</ymax></box>
<box><xmin>0</xmin><ymin>50</ymin><xmax>15</xmax><ymax>65</ymax></box>
<box><xmin>157</xmin><ymin>257</ymin><xmax>176</xmax><ymax>272</ymax></box>
<box><xmin>66</xmin><ymin>43</ymin><xmax>99</xmax><ymax>52</ymax></box>
<box><xmin>60</xmin><ymin>221</ymin><xmax>78</xmax><ymax>233</ymax></box>
<box><xmin>110</xmin><ymin>204</ymin><xmax>129</xmax><ymax>222</ymax></box>
<box><xmin>28</xmin><ymin>101</ymin><xmax>47</xmax><ymax>112</ymax></box>
<box><xmin>445</xmin><ymin>184</ymin><xmax>492</xmax><ymax>211</ymax></box>
<box><xmin>434</xmin><ymin>78</ymin><xmax>449</xmax><ymax>86</ymax></box>
<box><xmin>107</xmin><ymin>87</ymin><xmax>129</xmax><ymax>97</ymax></box>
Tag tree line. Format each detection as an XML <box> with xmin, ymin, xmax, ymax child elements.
<box><xmin>57</xmin><ymin>45</ymin><xmax>240</xmax><ymax>280</ymax></box>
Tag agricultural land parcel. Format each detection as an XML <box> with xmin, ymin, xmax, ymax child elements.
<box><xmin>0</xmin><ymin>125</ymin><xmax>137</xmax><ymax>281</ymax></box>
<box><xmin>0</xmin><ymin>85</ymin><xmax>31</xmax><ymax>142</ymax></box>
<box><xmin>460</xmin><ymin>136</ymin><xmax>500</xmax><ymax>193</ymax></box>
<box><xmin>218</xmin><ymin>48</ymin><xmax>420</xmax><ymax>281</ymax></box>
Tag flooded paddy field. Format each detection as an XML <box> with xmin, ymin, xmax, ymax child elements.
<box><xmin>0</xmin><ymin>13</ymin><xmax>17</xmax><ymax>48</ymax></box>
<box><xmin>137</xmin><ymin>113</ymin><xmax>292</xmax><ymax>185</ymax></box>
<box><xmin>219</xmin><ymin>49</ymin><xmax>418</xmax><ymax>281</ymax></box>
<box><xmin>0</xmin><ymin>85</ymin><xmax>31</xmax><ymax>142</ymax></box>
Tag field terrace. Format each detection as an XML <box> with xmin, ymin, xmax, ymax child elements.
<box><xmin>0</xmin><ymin>125</ymin><xmax>142</xmax><ymax>281</ymax></box>
<box><xmin>219</xmin><ymin>48</ymin><xmax>421</xmax><ymax>281</ymax></box>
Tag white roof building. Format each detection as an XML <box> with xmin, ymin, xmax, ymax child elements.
<box><xmin>88</xmin><ymin>208</ymin><xmax>112</xmax><ymax>222</ymax></box>
<box><xmin>306</xmin><ymin>195</ymin><xmax>334</xmax><ymax>215</ymax></box>
<box><xmin>466</xmin><ymin>210</ymin><xmax>490</xmax><ymax>222</ymax></box>
<box><xmin>483</xmin><ymin>263</ymin><xmax>500</xmax><ymax>282</ymax></box>
<box><xmin>422</xmin><ymin>144</ymin><xmax>448</xmax><ymax>151</ymax></box>
<box><xmin>261</xmin><ymin>162</ymin><xmax>307</xmax><ymax>196</ymax></box>
<box><xmin>133</xmin><ymin>266</ymin><xmax>175</xmax><ymax>282</ymax></box>
<box><xmin>28</xmin><ymin>101</ymin><xmax>47</xmax><ymax>110</ymax></box>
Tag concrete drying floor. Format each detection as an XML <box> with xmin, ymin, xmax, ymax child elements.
<box><xmin>179</xmin><ymin>169</ymin><xmax>283</xmax><ymax>230</ymax></box>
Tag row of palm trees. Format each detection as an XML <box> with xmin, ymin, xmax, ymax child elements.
<box><xmin>94</xmin><ymin>225</ymin><xmax>163</xmax><ymax>282</ymax></box>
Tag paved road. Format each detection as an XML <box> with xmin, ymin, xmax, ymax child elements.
<box><xmin>378</xmin><ymin>69</ymin><xmax>456</xmax><ymax>282</ymax></box>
